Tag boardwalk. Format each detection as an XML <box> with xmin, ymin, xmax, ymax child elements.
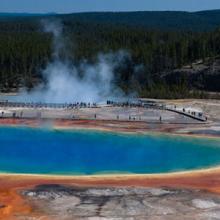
<box><xmin>0</xmin><ymin>100</ymin><xmax>207</xmax><ymax>123</ymax></box>
<box><xmin>165</xmin><ymin>106</ymin><xmax>207</xmax><ymax>122</ymax></box>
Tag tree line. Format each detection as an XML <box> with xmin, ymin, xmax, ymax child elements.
<box><xmin>0</xmin><ymin>17</ymin><xmax>220</xmax><ymax>99</ymax></box>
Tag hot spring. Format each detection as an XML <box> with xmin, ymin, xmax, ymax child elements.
<box><xmin>0</xmin><ymin>126</ymin><xmax>220</xmax><ymax>175</ymax></box>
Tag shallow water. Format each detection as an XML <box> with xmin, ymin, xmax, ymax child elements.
<box><xmin>0</xmin><ymin>126</ymin><xmax>220</xmax><ymax>175</ymax></box>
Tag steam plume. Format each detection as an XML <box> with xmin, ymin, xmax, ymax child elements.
<box><xmin>17</xmin><ymin>19</ymin><xmax>129</xmax><ymax>103</ymax></box>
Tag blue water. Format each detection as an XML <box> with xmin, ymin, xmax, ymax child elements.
<box><xmin>0</xmin><ymin>126</ymin><xmax>220</xmax><ymax>175</ymax></box>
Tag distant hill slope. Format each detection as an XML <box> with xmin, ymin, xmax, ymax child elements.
<box><xmin>57</xmin><ymin>10</ymin><xmax>220</xmax><ymax>31</ymax></box>
<box><xmin>2</xmin><ymin>10</ymin><xmax>220</xmax><ymax>31</ymax></box>
<box><xmin>59</xmin><ymin>11</ymin><xmax>220</xmax><ymax>31</ymax></box>
<box><xmin>0</xmin><ymin>12</ymin><xmax>55</xmax><ymax>17</ymax></box>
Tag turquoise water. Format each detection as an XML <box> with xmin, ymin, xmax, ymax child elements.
<box><xmin>0</xmin><ymin>126</ymin><xmax>220</xmax><ymax>175</ymax></box>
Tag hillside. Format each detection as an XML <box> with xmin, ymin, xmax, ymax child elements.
<box><xmin>0</xmin><ymin>10</ymin><xmax>220</xmax><ymax>98</ymax></box>
<box><xmin>157</xmin><ymin>57</ymin><xmax>220</xmax><ymax>99</ymax></box>
<box><xmin>2</xmin><ymin>10</ymin><xmax>220</xmax><ymax>31</ymax></box>
<box><xmin>59</xmin><ymin>10</ymin><xmax>220</xmax><ymax>31</ymax></box>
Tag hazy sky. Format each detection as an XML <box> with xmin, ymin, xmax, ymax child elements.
<box><xmin>1</xmin><ymin>0</ymin><xmax>220</xmax><ymax>13</ymax></box>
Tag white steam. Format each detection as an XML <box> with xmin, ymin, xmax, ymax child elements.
<box><xmin>17</xmin><ymin>19</ymin><xmax>129</xmax><ymax>103</ymax></box>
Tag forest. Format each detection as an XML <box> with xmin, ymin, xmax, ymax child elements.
<box><xmin>1</xmin><ymin>11</ymin><xmax>220</xmax><ymax>99</ymax></box>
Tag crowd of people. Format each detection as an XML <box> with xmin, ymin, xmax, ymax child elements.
<box><xmin>0</xmin><ymin>100</ymin><xmax>207</xmax><ymax>122</ymax></box>
<box><xmin>0</xmin><ymin>101</ymin><xmax>97</xmax><ymax>109</ymax></box>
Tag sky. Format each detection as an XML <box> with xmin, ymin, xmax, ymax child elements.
<box><xmin>1</xmin><ymin>0</ymin><xmax>220</xmax><ymax>13</ymax></box>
